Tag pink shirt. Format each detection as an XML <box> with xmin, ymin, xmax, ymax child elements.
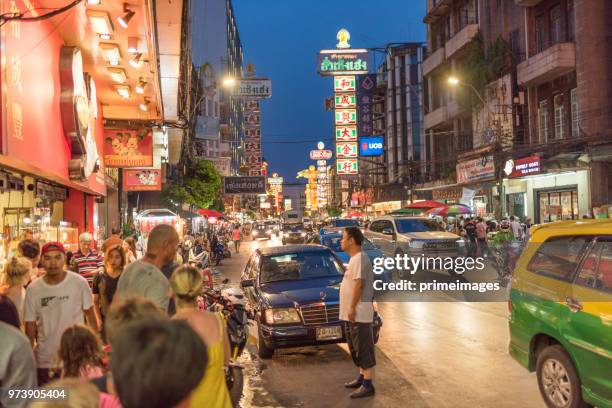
<box><xmin>232</xmin><ymin>230</ymin><xmax>241</xmax><ymax>240</ymax></box>
<box><xmin>476</xmin><ymin>222</ymin><xmax>487</xmax><ymax>239</ymax></box>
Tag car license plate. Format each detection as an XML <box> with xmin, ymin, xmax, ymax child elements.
<box><xmin>316</xmin><ymin>325</ymin><xmax>342</xmax><ymax>340</ymax></box>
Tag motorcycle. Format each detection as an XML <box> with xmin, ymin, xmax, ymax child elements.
<box><xmin>202</xmin><ymin>286</ymin><xmax>252</xmax><ymax>406</ymax></box>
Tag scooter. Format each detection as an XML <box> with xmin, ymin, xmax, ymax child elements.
<box><xmin>203</xmin><ymin>286</ymin><xmax>251</xmax><ymax>406</ymax></box>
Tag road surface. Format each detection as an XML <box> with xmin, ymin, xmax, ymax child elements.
<box><xmin>215</xmin><ymin>235</ymin><xmax>544</xmax><ymax>408</ymax></box>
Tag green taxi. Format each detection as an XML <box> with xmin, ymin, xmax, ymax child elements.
<box><xmin>509</xmin><ymin>219</ymin><xmax>612</xmax><ymax>408</ymax></box>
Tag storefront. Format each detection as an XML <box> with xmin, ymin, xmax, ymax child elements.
<box><xmin>502</xmin><ymin>155</ymin><xmax>591</xmax><ymax>223</ymax></box>
<box><xmin>0</xmin><ymin>0</ymin><xmax>107</xmax><ymax>264</ymax></box>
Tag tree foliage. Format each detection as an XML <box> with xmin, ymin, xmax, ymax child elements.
<box><xmin>161</xmin><ymin>158</ymin><xmax>222</xmax><ymax>210</ymax></box>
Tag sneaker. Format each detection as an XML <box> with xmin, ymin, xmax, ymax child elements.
<box><xmin>349</xmin><ymin>385</ymin><xmax>375</xmax><ymax>398</ymax></box>
<box><xmin>343</xmin><ymin>379</ymin><xmax>362</xmax><ymax>389</ymax></box>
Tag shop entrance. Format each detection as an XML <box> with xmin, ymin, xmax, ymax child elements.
<box><xmin>535</xmin><ymin>186</ymin><xmax>579</xmax><ymax>223</ymax></box>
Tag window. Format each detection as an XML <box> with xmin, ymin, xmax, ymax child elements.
<box><xmin>535</xmin><ymin>15</ymin><xmax>548</xmax><ymax>53</ymax></box>
<box><xmin>550</xmin><ymin>5</ymin><xmax>563</xmax><ymax>45</ymax></box>
<box><xmin>554</xmin><ymin>95</ymin><xmax>565</xmax><ymax>139</ymax></box>
<box><xmin>538</xmin><ymin>100</ymin><xmax>549</xmax><ymax>143</ymax></box>
<box><xmin>575</xmin><ymin>240</ymin><xmax>612</xmax><ymax>294</ymax></box>
<box><xmin>395</xmin><ymin>218</ymin><xmax>443</xmax><ymax>233</ymax></box>
<box><xmin>570</xmin><ymin>88</ymin><xmax>579</xmax><ymax>137</ymax></box>
<box><xmin>567</xmin><ymin>0</ymin><xmax>575</xmax><ymax>40</ymax></box>
<box><xmin>527</xmin><ymin>236</ymin><xmax>591</xmax><ymax>280</ymax></box>
<box><xmin>369</xmin><ymin>220</ymin><xmax>386</xmax><ymax>233</ymax></box>
<box><xmin>260</xmin><ymin>251</ymin><xmax>343</xmax><ymax>283</ymax></box>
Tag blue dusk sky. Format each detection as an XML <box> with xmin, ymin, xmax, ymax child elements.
<box><xmin>233</xmin><ymin>0</ymin><xmax>426</xmax><ymax>181</ymax></box>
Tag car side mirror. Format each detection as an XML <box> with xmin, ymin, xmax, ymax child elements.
<box><xmin>382</xmin><ymin>228</ymin><xmax>394</xmax><ymax>235</ymax></box>
<box><xmin>241</xmin><ymin>279</ymin><xmax>254</xmax><ymax>288</ymax></box>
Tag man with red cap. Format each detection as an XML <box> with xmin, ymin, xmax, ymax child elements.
<box><xmin>23</xmin><ymin>242</ymin><xmax>98</xmax><ymax>386</ymax></box>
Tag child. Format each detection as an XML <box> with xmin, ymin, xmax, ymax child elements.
<box><xmin>59</xmin><ymin>324</ymin><xmax>105</xmax><ymax>379</ymax></box>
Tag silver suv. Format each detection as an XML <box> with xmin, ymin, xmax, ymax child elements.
<box><xmin>365</xmin><ymin>216</ymin><xmax>466</xmax><ymax>274</ymax></box>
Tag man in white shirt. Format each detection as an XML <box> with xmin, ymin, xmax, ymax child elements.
<box><xmin>24</xmin><ymin>242</ymin><xmax>97</xmax><ymax>386</ymax></box>
<box><xmin>509</xmin><ymin>216</ymin><xmax>523</xmax><ymax>241</ymax></box>
<box><xmin>339</xmin><ymin>227</ymin><xmax>375</xmax><ymax>399</ymax></box>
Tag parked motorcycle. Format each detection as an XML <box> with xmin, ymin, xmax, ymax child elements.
<box><xmin>202</xmin><ymin>286</ymin><xmax>251</xmax><ymax>406</ymax></box>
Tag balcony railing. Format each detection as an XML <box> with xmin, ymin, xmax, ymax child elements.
<box><xmin>446</xmin><ymin>23</ymin><xmax>479</xmax><ymax>59</ymax></box>
<box><xmin>517</xmin><ymin>42</ymin><xmax>575</xmax><ymax>86</ymax></box>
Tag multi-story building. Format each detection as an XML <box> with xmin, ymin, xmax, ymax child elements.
<box><xmin>421</xmin><ymin>0</ymin><xmax>611</xmax><ymax>222</ymax></box>
<box><xmin>190</xmin><ymin>0</ymin><xmax>245</xmax><ymax>175</ymax></box>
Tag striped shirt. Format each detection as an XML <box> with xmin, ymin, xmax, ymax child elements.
<box><xmin>71</xmin><ymin>250</ymin><xmax>103</xmax><ymax>286</ymax></box>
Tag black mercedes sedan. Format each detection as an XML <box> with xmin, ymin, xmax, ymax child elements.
<box><xmin>240</xmin><ymin>245</ymin><xmax>382</xmax><ymax>358</ymax></box>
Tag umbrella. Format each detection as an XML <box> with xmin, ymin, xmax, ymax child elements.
<box><xmin>425</xmin><ymin>204</ymin><xmax>473</xmax><ymax>217</ymax></box>
<box><xmin>199</xmin><ymin>208</ymin><xmax>223</xmax><ymax>218</ymax></box>
<box><xmin>347</xmin><ymin>211</ymin><xmax>366</xmax><ymax>218</ymax></box>
<box><xmin>388</xmin><ymin>208</ymin><xmax>424</xmax><ymax>215</ymax></box>
<box><xmin>406</xmin><ymin>200</ymin><xmax>447</xmax><ymax>209</ymax></box>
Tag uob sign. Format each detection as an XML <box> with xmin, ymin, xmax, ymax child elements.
<box><xmin>359</xmin><ymin>136</ymin><xmax>384</xmax><ymax>156</ymax></box>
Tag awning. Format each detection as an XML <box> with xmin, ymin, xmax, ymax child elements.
<box><xmin>199</xmin><ymin>209</ymin><xmax>223</xmax><ymax>218</ymax></box>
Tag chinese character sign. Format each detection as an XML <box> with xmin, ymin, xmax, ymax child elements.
<box><xmin>337</xmin><ymin>159</ymin><xmax>358</xmax><ymax>175</ymax></box>
<box><xmin>336</xmin><ymin>142</ymin><xmax>358</xmax><ymax>158</ymax></box>
<box><xmin>357</xmin><ymin>74</ymin><xmax>376</xmax><ymax>136</ymax></box>
<box><xmin>335</xmin><ymin>126</ymin><xmax>358</xmax><ymax>141</ymax></box>
<box><xmin>335</xmin><ymin>109</ymin><xmax>357</xmax><ymax>125</ymax></box>
<box><xmin>334</xmin><ymin>76</ymin><xmax>356</xmax><ymax>92</ymax></box>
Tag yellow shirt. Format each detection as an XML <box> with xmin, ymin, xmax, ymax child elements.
<box><xmin>189</xmin><ymin>314</ymin><xmax>232</xmax><ymax>408</ymax></box>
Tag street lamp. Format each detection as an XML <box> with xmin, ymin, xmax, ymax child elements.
<box><xmin>447</xmin><ymin>76</ymin><xmax>486</xmax><ymax>107</ymax></box>
<box><xmin>222</xmin><ymin>77</ymin><xmax>236</xmax><ymax>88</ymax></box>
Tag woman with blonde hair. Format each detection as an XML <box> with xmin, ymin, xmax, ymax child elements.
<box><xmin>170</xmin><ymin>265</ymin><xmax>232</xmax><ymax>408</ymax></box>
<box><xmin>93</xmin><ymin>245</ymin><xmax>126</xmax><ymax>340</ymax></box>
<box><xmin>0</xmin><ymin>256</ymin><xmax>32</xmax><ymax>323</ymax></box>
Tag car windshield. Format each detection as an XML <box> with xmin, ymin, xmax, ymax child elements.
<box><xmin>260</xmin><ymin>251</ymin><xmax>343</xmax><ymax>283</ymax></box>
<box><xmin>395</xmin><ymin>219</ymin><xmax>444</xmax><ymax>233</ymax></box>
<box><xmin>321</xmin><ymin>235</ymin><xmax>376</xmax><ymax>252</ymax></box>
<box><xmin>283</xmin><ymin>223</ymin><xmax>304</xmax><ymax>232</ymax></box>
<box><xmin>334</xmin><ymin>219</ymin><xmax>359</xmax><ymax>227</ymax></box>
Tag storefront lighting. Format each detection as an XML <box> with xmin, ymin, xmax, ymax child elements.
<box><xmin>222</xmin><ymin>77</ymin><xmax>235</xmax><ymax>88</ymax></box>
<box><xmin>88</xmin><ymin>0</ymin><xmax>102</xmax><ymax>4</ymax></box>
<box><xmin>127</xmin><ymin>37</ymin><xmax>139</xmax><ymax>54</ymax></box>
<box><xmin>117</xmin><ymin>4</ymin><xmax>135</xmax><ymax>29</ymax></box>
<box><xmin>108</xmin><ymin>67</ymin><xmax>127</xmax><ymax>83</ymax></box>
<box><xmin>86</xmin><ymin>10</ymin><xmax>113</xmax><ymax>37</ymax></box>
<box><xmin>135</xmin><ymin>78</ymin><xmax>147</xmax><ymax>94</ymax></box>
<box><xmin>139</xmin><ymin>97</ymin><xmax>150</xmax><ymax>112</ymax></box>
<box><xmin>100</xmin><ymin>43</ymin><xmax>121</xmax><ymax>65</ymax></box>
<box><xmin>23</xmin><ymin>217</ymin><xmax>31</xmax><ymax>225</ymax></box>
<box><xmin>129</xmin><ymin>53</ymin><xmax>143</xmax><ymax>68</ymax></box>
<box><xmin>115</xmin><ymin>85</ymin><xmax>131</xmax><ymax>98</ymax></box>
<box><xmin>99</xmin><ymin>34</ymin><xmax>112</xmax><ymax>40</ymax></box>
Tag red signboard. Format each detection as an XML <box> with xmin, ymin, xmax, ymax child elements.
<box><xmin>104</xmin><ymin>130</ymin><xmax>153</xmax><ymax>167</ymax></box>
<box><xmin>310</xmin><ymin>150</ymin><xmax>333</xmax><ymax>160</ymax></box>
<box><xmin>123</xmin><ymin>169</ymin><xmax>162</xmax><ymax>191</ymax></box>
<box><xmin>1</xmin><ymin>0</ymin><xmax>106</xmax><ymax>195</ymax></box>
<box><xmin>506</xmin><ymin>156</ymin><xmax>541</xmax><ymax>178</ymax></box>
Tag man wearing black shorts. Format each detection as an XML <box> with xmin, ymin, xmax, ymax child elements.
<box><xmin>339</xmin><ymin>227</ymin><xmax>376</xmax><ymax>398</ymax></box>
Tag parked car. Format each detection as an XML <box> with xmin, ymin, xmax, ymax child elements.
<box><xmin>509</xmin><ymin>219</ymin><xmax>612</xmax><ymax>408</ymax></box>
<box><xmin>364</xmin><ymin>216</ymin><xmax>466</xmax><ymax>277</ymax></box>
<box><xmin>251</xmin><ymin>222</ymin><xmax>273</xmax><ymax>240</ymax></box>
<box><xmin>264</xmin><ymin>219</ymin><xmax>280</xmax><ymax>236</ymax></box>
<box><xmin>312</xmin><ymin>230</ymin><xmax>383</xmax><ymax>265</ymax></box>
<box><xmin>281</xmin><ymin>223</ymin><xmax>308</xmax><ymax>245</ymax></box>
<box><xmin>241</xmin><ymin>245</ymin><xmax>382</xmax><ymax>358</ymax></box>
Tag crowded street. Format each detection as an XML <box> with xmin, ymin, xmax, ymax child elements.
<box><xmin>0</xmin><ymin>0</ymin><xmax>611</xmax><ymax>408</ymax></box>
<box><xmin>220</xmin><ymin>235</ymin><xmax>544</xmax><ymax>408</ymax></box>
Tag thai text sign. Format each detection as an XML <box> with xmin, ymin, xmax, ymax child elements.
<box><xmin>334</xmin><ymin>76</ymin><xmax>356</xmax><ymax>92</ymax></box>
<box><xmin>336</xmin><ymin>142</ymin><xmax>358</xmax><ymax>158</ymax></box>
<box><xmin>318</xmin><ymin>50</ymin><xmax>369</xmax><ymax>76</ymax></box>
<box><xmin>310</xmin><ymin>150</ymin><xmax>333</xmax><ymax>160</ymax></box>
<box><xmin>104</xmin><ymin>130</ymin><xmax>153</xmax><ymax>167</ymax></box>
<box><xmin>335</xmin><ymin>109</ymin><xmax>357</xmax><ymax>125</ymax></box>
<box><xmin>223</xmin><ymin>176</ymin><xmax>266</xmax><ymax>194</ymax></box>
<box><xmin>456</xmin><ymin>155</ymin><xmax>495</xmax><ymax>184</ymax></box>
<box><xmin>232</xmin><ymin>79</ymin><xmax>272</xmax><ymax>99</ymax></box>
<box><xmin>123</xmin><ymin>169</ymin><xmax>162</xmax><ymax>191</ymax></box>
<box><xmin>337</xmin><ymin>159</ymin><xmax>358</xmax><ymax>175</ymax></box>
<box><xmin>336</xmin><ymin>126</ymin><xmax>358</xmax><ymax>141</ymax></box>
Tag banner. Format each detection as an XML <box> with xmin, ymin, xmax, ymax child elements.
<box><xmin>357</xmin><ymin>74</ymin><xmax>376</xmax><ymax>136</ymax></box>
<box><xmin>123</xmin><ymin>169</ymin><xmax>162</xmax><ymax>191</ymax></box>
<box><xmin>224</xmin><ymin>176</ymin><xmax>266</xmax><ymax>194</ymax></box>
<box><xmin>104</xmin><ymin>129</ymin><xmax>153</xmax><ymax>167</ymax></box>
<box><xmin>208</xmin><ymin>157</ymin><xmax>231</xmax><ymax>177</ymax></box>
<box><xmin>456</xmin><ymin>155</ymin><xmax>495</xmax><ymax>184</ymax></box>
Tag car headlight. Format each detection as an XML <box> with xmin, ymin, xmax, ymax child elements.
<box><xmin>265</xmin><ymin>308</ymin><xmax>301</xmax><ymax>324</ymax></box>
<box><xmin>456</xmin><ymin>239</ymin><xmax>466</xmax><ymax>247</ymax></box>
<box><xmin>252</xmin><ymin>230</ymin><xmax>258</xmax><ymax>235</ymax></box>
<box><xmin>301</xmin><ymin>232</ymin><xmax>307</xmax><ymax>237</ymax></box>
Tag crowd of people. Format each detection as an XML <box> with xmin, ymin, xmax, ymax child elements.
<box><xmin>0</xmin><ymin>224</ymin><xmax>234</xmax><ymax>408</ymax></box>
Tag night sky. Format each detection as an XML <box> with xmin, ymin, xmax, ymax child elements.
<box><xmin>233</xmin><ymin>0</ymin><xmax>426</xmax><ymax>181</ymax></box>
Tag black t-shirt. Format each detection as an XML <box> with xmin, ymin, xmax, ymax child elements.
<box><xmin>92</xmin><ymin>270</ymin><xmax>120</xmax><ymax>317</ymax></box>
<box><xmin>464</xmin><ymin>223</ymin><xmax>477</xmax><ymax>240</ymax></box>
